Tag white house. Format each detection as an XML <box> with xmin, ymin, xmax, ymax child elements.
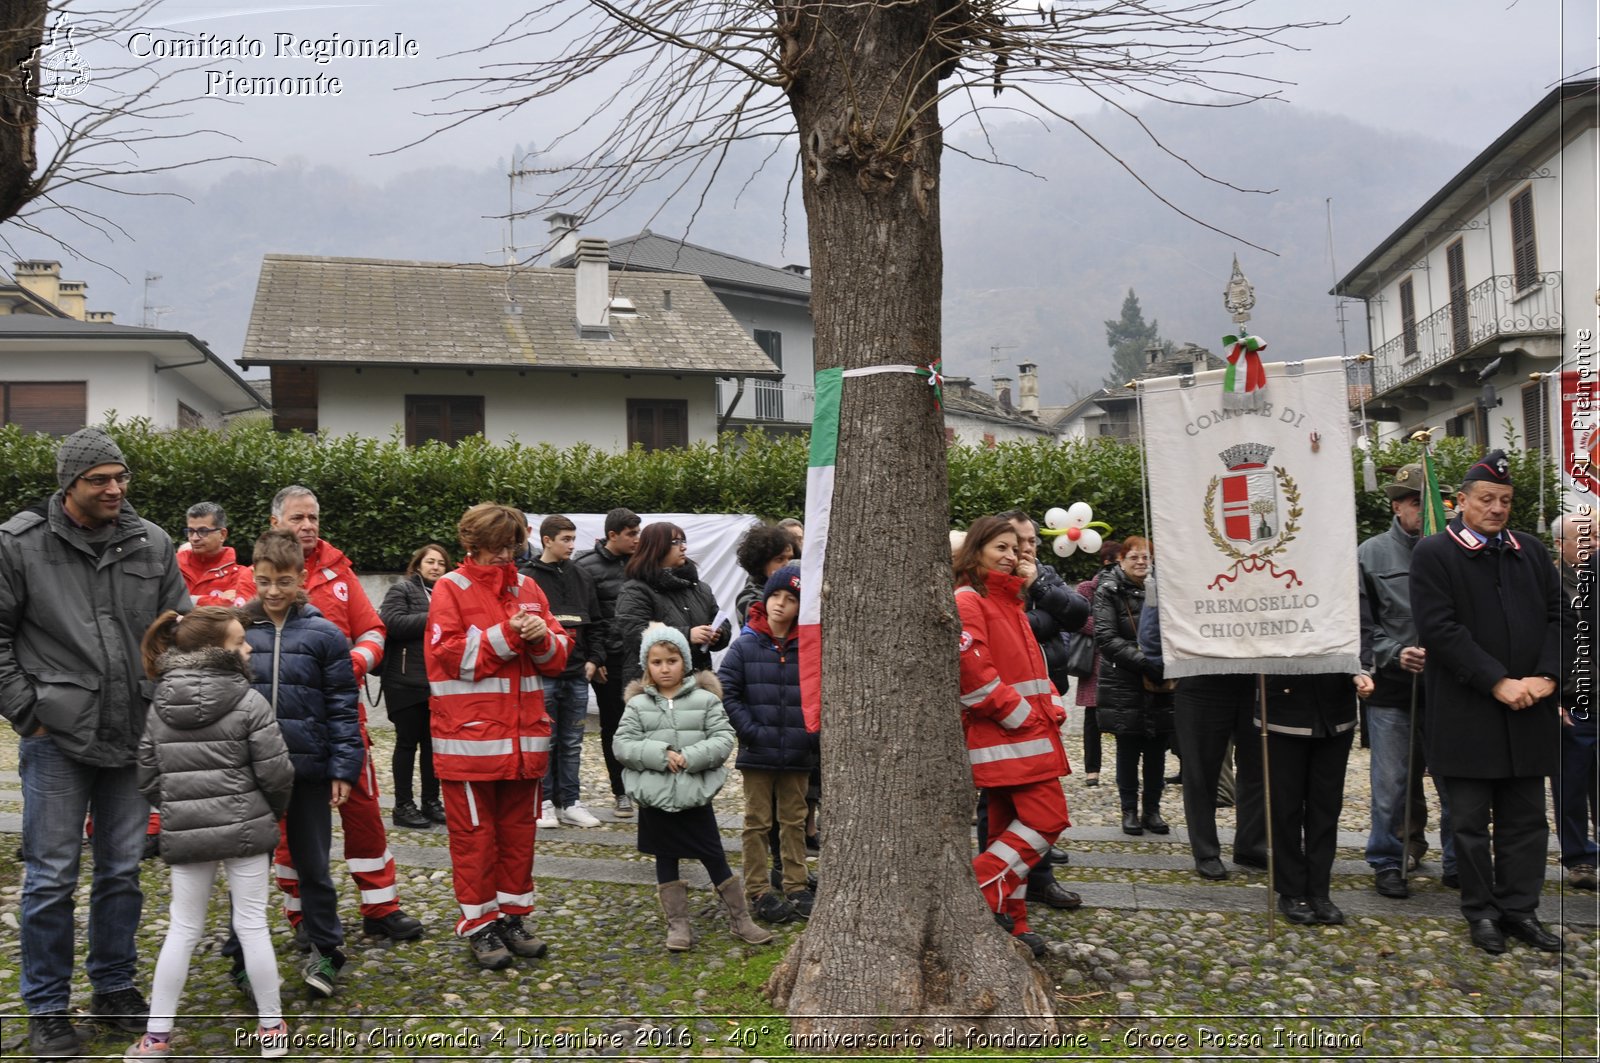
<box><xmin>237</xmin><ymin>246</ymin><xmax>780</xmax><ymax>449</ymax></box>
<box><xmin>0</xmin><ymin>260</ymin><xmax>266</xmax><ymax>433</ymax></box>
<box><xmin>942</xmin><ymin>364</ymin><xmax>1060</xmax><ymax>445</ymax></box>
<box><xmin>550</xmin><ymin>221</ymin><xmax>816</xmax><ymax>435</ymax></box>
<box><xmin>1333</xmin><ymin>78</ymin><xmax>1598</xmax><ymax>471</ymax></box>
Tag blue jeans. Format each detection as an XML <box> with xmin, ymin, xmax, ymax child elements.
<box><xmin>544</xmin><ymin>676</ymin><xmax>591</xmax><ymax>808</ymax></box>
<box><xmin>1364</xmin><ymin>704</ymin><xmax>1455</xmax><ymax>875</ymax></box>
<box><xmin>19</xmin><ymin>735</ymin><xmax>149</xmax><ymax>1013</ymax></box>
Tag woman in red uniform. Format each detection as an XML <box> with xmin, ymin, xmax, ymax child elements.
<box><xmin>427</xmin><ymin>504</ymin><xmax>571</xmax><ymax>969</ymax></box>
<box><xmin>953</xmin><ymin>515</ymin><xmax>1071</xmax><ymax>957</ymax></box>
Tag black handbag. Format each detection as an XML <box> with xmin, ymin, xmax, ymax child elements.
<box><xmin>1064</xmin><ymin>633</ymin><xmax>1095</xmax><ymax>678</ymax></box>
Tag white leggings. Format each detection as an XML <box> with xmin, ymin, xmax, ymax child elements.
<box><xmin>147</xmin><ymin>853</ymin><xmax>281</xmax><ymax>1031</ymax></box>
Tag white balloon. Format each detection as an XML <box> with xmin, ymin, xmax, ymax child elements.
<box><xmin>1066</xmin><ymin>501</ymin><xmax>1094</xmax><ymax>528</ymax></box>
<box><xmin>1044</xmin><ymin>507</ymin><xmax>1070</xmax><ymax>530</ymax></box>
<box><xmin>1052</xmin><ymin>535</ymin><xmax>1077</xmax><ymax>558</ymax></box>
<box><xmin>1077</xmin><ymin>528</ymin><xmax>1103</xmax><ymax>556</ymax></box>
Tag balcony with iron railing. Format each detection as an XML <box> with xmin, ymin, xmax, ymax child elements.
<box><xmin>1371</xmin><ymin>272</ymin><xmax>1563</xmax><ymax>394</ymax></box>
<box><xmin>716</xmin><ymin>378</ymin><xmax>816</xmax><ymax>425</ymax></box>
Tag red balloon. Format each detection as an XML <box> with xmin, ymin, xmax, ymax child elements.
<box><xmin>1066</xmin><ymin>527</ymin><xmax>1081</xmax><ymax>541</ymax></box>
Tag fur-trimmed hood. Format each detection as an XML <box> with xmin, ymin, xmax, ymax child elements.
<box><xmin>151</xmin><ymin>645</ymin><xmax>255</xmax><ymax>731</ymax></box>
<box><xmin>623</xmin><ymin>669</ymin><xmax>722</xmax><ymax>704</ymax></box>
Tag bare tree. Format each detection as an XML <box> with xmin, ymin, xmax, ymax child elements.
<box><xmin>1</xmin><ymin>1</ymin><xmax>252</xmax><ymax>258</ymax></box>
<box><xmin>417</xmin><ymin>1</ymin><xmax>1328</xmax><ymax>1039</ymax></box>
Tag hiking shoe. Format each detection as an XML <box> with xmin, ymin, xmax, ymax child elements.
<box><xmin>1568</xmin><ymin>864</ymin><xmax>1599</xmax><ymax>890</ymax></box>
<box><xmin>422</xmin><ymin>797</ymin><xmax>448</xmax><ymax>824</ymax></box>
<box><xmin>302</xmin><ymin>947</ymin><xmax>339</xmax><ymax>998</ymax></box>
<box><xmin>497</xmin><ymin>916</ymin><xmax>549</xmax><ymax>958</ymax></box>
<box><xmin>468</xmin><ymin>923</ymin><xmax>513</xmax><ymax>969</ymax></box>
<box><xmin>785</xmin><ymin>888</ymin><xmax>815</xmax><ymax>920</ymax></box>
<box><xmin>392</xmin><ymin>801</ymin><xmax>431</xmax><ymax>828</ymax></box>
<box><xmin>613</xmin><ymin>794</ymin><xmax>634</xmax><ymax>818</ymax></box>
<box><xmin>124</xmin><ymin>1030</ymin><xmax>172</xmax><ymax>1060</ymax></box>
<box><xmin>557</xmin><ymin>802</ymin><xmax>601</xmax><ymax>828</ymax></box>
<box><xmin>536</xmin><ymin>800</ymin><xmax>560</xmax><ymax>830</ymax></box>
<box><xmin>753</xmin><ymin>891</ymin><xmax>799</xmax><ymax>924</ymax></box>
<box><xmin>1014</xmin><ymin>931</ymin><xmax>1048</xmax><ymax>958</ymax></box>
<box><xmin>91</xmin><ymin>986</ymin><xmax>151</xmax><ymax>1032</ymax></box>
<box><xmin>258</xmin><ymin>1021</ymin><xmax>290</xmax><ymax>1059</ymax></box>
<box><xmin>31</xmin><ymin>1013</ymin><xmax>82</xmax><ymax>1057</ymax></box>
<box><xmin>363</xmin><ymin>910</ymin><xmax>424</xmax><ymax>940</ymax></box>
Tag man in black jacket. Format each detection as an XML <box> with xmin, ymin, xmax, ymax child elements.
<box><xmin>1411</xmin><ymin>450</ymin><xmax>1563</xmax><ymax>954</ymax></box>
<box><xmin>574</xmin><ymin>507</ymin><xmax>640</xmax><ymax>816</ymax></box>
<box><xmin>524</xmin><ymin>514</ymin><xmax>607</xmax><ymax>828</ymax></box>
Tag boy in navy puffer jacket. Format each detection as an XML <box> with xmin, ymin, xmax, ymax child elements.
<box><xmin>227</xmin><ymin>530</ymin><xmax>362</xmax><ymax>1001</ymax></box>
<box><xmin>718</xmin><ymin>566</ymin><xmax>817</xmax><ymax>923</ymax></box>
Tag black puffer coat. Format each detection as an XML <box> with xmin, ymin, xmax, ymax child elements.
<box><xmin>1025</xmin><ymin>564</ymin><xmax>1090</xmax><ymax>694</ymax></box>
<box><xmin>137</xmin><ymin>646</ymin><xmax>294</xmax><ymax>865</ymax></box>
<box><xmin>1092</xmin><ymin>564</ymin><xmax>1173</xmax><ymax>737</ymax></box>
<box><xmin>243</xmin><ymin>599</ymin><xmax>364</xmax><ymax>784</ymax></box>
<box><xmin>378</xmin><ymin>574</ymin><xmax>433</xmax><ymax>701</ymax></box>
<box><xmin>575</xmin><ymin>540</ymin><xmax>629</xmax><ymax>660</ymax></box>
<box><xmin>614</xmin><ymin>559</ymin><xmax>731</xmax><ymax>684</ymax></box>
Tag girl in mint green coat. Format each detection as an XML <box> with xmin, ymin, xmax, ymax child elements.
<box><xmin>614</xmin><ymin>625</ymin><xmax>770</xmax><ymax>950</ymax></box>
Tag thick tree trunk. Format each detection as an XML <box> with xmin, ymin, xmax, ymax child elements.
<box><xmin>766</xmin><ymin>2</ymin><xmax>1057</xmax><ymax>1040</ymax></box>
<box><xmin>0</xmin><ymin>1</ymin><xmax>47</xmax><ymax>223</ymax></box>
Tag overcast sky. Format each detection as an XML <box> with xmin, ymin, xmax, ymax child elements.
<box><xmin>48</xmin><ymin>0</ymin><xmax>1596</xmax><ymax>182</ymax></box>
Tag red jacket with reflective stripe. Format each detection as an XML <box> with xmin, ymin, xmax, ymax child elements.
<box><xmin>956</xmin><ymin>570</ymin><xmax>1069</xmax><ymax>788</ymax></box>
<box><xmin>303</xmin><ymin>539</ymin><xmax>386</xmax><ymax>684</ymax></box>
<box><xmin>425</xmin><ymin>558</ymin><xmax>572</xmax><ymax>782</ymax></box>
<box><xmin>177</xmin><ymin>544</ymin><xmax>256</xmax><ymax>608</ymax></box>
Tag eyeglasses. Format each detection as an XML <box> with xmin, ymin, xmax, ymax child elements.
<box><xmin>78</xmin><ymin>472</ymin><xmax>131</xmax><ymax>488</ymax></box>
<box><xmin>670</xmin><ymin>538</ymin><xmax>688</xmax><ymax>545</ymax></box>
<box><xmin>253</xmin><ymin>576</ymin><xmax>300</xmax><ymax>591</ymax></box>
<box><xmin>183</xmin><ymin>526</ymin><xmax>224</xmax><ymax>538</ymax></box>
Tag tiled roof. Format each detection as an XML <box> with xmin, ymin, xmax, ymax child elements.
<box><xmin>600</xmin><ymin>232</ymin><xmax>811</xmax><ymax>299</ymax></box>
<box><xmin>239</xmin><ymin>254</ymin><xmax>781</xmax><ymax>377</ymax></box>
<box><xmin>942</xmin><ymin>378</ymin><xmax>1055</xmax><ymax>433</ymax></box>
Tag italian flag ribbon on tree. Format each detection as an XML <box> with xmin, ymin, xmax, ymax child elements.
<box><xmin>1222</xmin><ymin>333</ymin><xmax>1267</xmax><ymax>409</ymax></box>
<box><xmin>797</xmin><ymin>367</ymin><xmax>842</xmax><ymax>735</ymax></box>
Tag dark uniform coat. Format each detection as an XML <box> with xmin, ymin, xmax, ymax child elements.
<box><xmin>1410</xmin><ymin>518</ymin><xmax>1561</xmax><ymax>778</ymax></box>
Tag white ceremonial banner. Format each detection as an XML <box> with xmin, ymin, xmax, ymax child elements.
<box><xmin>1141</xmin><ymin>356</ymin><xmax>1360</xmax><ymax>678</ymax></box>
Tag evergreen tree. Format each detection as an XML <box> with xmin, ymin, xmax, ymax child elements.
<box><xmin>1103</xmin><ymin>288</ymin><xmax>1165</xmax><ymax>388</ymax></box>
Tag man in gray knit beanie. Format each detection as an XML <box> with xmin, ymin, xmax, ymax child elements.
<box><xmin>55</xmin><ymin>426</ymin><xmax>128</xmax><ymax>491</ymax></box>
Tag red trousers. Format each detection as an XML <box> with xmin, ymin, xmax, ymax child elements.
<box><xmin>274</xmin><ymin>726</ymin><xmax>400</xmax><ymax>923</ymax></box>
<box><xmin>973</xmin><ymin>780</ymin><xmax>1069</xmax><ymax>934</ymax></box>
<box><xmin>442</xmin><ymin>777</ymin><xmax>541</xmax><ymax>937</ymax></box>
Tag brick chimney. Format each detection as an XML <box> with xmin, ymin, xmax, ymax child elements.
<box><xmin>574</xmin><ymin>237</ymin><xmax>612</xmax><ymax>336</ymax></box>
<box><xmin>14</xmin><ymin>260</ymin><xmax>62</xmax><ymax>306</ymax></box>
<box><xmin>992</xmin><ymin>374</ymin><xmax>1013</xmax><ymax>411</ymax></box>
<box><xmin>546</xmin><ymin>212</ymin><xmax>583</xmax><ymax>263</ymax></box>
<box><xmin>1017</xmin><ymin>362</ymin><xmax>1039</xmax><ymax>419</ymax></box>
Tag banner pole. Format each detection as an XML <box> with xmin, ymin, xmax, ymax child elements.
<box><xmin>1258</xmin><ymin>672</ymin><xmax>1275</xmax><ymax>940</ymax></box>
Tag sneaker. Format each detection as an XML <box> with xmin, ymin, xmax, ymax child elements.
<box><xmin>392</xmin><ymin>801</ymin><xmax>431</xmax><ymax>828</ymax></box>
<box><xmin>258</xmin><ymin>1021</ymin><xmax>290</xmax><ymax>1059</ymax></box>
<box><xmin>468</xmin><ymin>923</ymin><xmax>513</xmax><ymax>969</ymax></box>
<box><xmin>363</xmin><ymin>910</ymin><xmax>424</xmax><ymax>941</ymax></box>
<box><xmin>302</xmin><ymin>947</ymin><xmax>339</xmax><ymax>998</ymax></box>
<box><xmin>497</xmin><ymin>916</ymin><xmax>549</xmax><ymax>958</ymax></box>
<box><xmin>92</xmin><ymin>986</ymin><xmax>151</xmax><ymax>1032</ymax></box>
<box><xmin>1568</xmin><ymin>864</ymin><xmax>1599</xmax><ymax>891</ymax></box>
<box><xmin>124</xmin><ymin>1031</ymin><xmax>172</xmax><ymax>1060</ymax></box>
<box><xmin>613</xmin><ymin>794</ymin><xmax>635</xmax><ymax>818</ymax></box>
<box><xmin>422</xmin><ymin>797</ymin><xmax>448</xmax><ymax>824</ymax></box>
<box><xmin>31</xmin><ymin>1013</ymin><xmax>82</xmax><ymax>1058</ymax></box>
<box><xmin>785</xmin><ymin>888</ymin><xmax>815</xmax><ymax>920</ymax></box>
<box><xmin>557</xmin><ymin>801</ymin><xmax>601</xmax><ymax>828</ymax></box>
<box><xmin>536</xmin><ymin>800</ymin><xmax>560</xmax><ymax>830</ymax></box>
<box><xmin>753</xmin><ymin>891</ymin><xmax>799</xmax><ymax>924</ymax></box>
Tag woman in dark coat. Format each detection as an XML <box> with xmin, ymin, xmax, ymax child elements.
<box><xmin>614</xmin><ymin>522</ymin><xmax>731</xmax><ymax>685</ymax></box>
<box><xmin>1092</xmin><ymin>536</ymin><xmax>1173</xmax><ymax>835</ymax></box>
<box><xmin>1073</xmin><ymin>541</ymin><xmax>1121</xmax><ymax>786</ymax></box>
<box><xmin>380</xmin><ymin>543</ymin><xmax>450</xmax><ymax>828</ymax></box>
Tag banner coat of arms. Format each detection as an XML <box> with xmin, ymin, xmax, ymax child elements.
<box><xmin>1141</xmin><ymin>356</ymin><xmax>1360</xmax><ymax>678</ymax></box>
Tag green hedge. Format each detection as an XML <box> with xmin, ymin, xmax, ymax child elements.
<box><xmin>0</xmin><ymin>420</ymin><xmax>1561</xmax><ymax>574</ymax></box>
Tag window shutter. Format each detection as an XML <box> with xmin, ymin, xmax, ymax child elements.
<box><xmin>271</xmin><ymin>366</ymin><xmax>319</xmax><ymax>433</ymax></box>
<box><xmin>1398</xmin><ymin>278</ymin><xmax>1418</xmax><ymax>357</ymax></box>
<box><xmin>1446</xmin><ymin>240</ymin><xmax>1468</xmax><ymax>351</ymax></box>
<box><xmin>626</xmin><ymin>398</ymin><xmax>688</xmax><ymax>451</ymax></box>
<box><xmin>451</xmin><ymin>396</ymin><xmax>485</xmax><ymax>440</ymax></box>
<box><xmin>2</xmin><ymin>382</ymin><xmax>87</xmax><ymax>435</ymax></box>
<box><xmin>1510</xmin><ymin>189</ymin><xmax>1537</xmax><ymax>290</ymax></box>
<box><xmin>1521</xmin><ymin>384</ymin><xmax>1549</xmax><ymax>457</ymax></box>
<box><xmin>406</xmin><ymin>397</ymin><xmax>445</xmax><ymax>446</ymax></box>
<box><xmin>661</xmin><ymin>400</ymin><xmax>688</xmax><ymax>448</ymax></box>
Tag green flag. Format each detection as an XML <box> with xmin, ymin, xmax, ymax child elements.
<box><xmin>1420</xmin><ymin>449</ymin><xmax>1449</xmax><ymax>536</ymax></box>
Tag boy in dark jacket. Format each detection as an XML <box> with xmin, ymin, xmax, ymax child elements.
<box><xmin>523</xmin><ymin>514</ymin><xmax>608</xmax><ymax>829</ymax></box>
<box><xmin>230</xmin><ymin>530</ymin><xmax>362</xmax><ymax>999</ymax></box>
<box><xmin>718</xmin><ymin>566</ymin><xmax>816</xmax><ymax>923</ymax></box>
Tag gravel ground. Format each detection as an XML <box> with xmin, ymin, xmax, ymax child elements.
<box><xmin>0</xmin><ymin>711</ymin><xmax>1595</xmax><ymax>1061</ymax></box>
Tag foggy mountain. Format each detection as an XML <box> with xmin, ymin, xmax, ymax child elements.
<box><xmin>5</xmin><ymin>101</ymin><xmax>1464</xmax><ymax>407</ymax></box>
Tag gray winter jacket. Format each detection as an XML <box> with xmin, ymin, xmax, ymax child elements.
<box><xmin>614</xmin><ymin>671</ymin><xmax>733</xmax><ymax>812</ymax></box>
<box><xmin>0</xmin><ymin>494</ymin><xmax>190</xmax><ymax>766</ymax></box>
<box><xmin>137</xmin><ymin>646</ymin><xmax>294</xmax><ymax>865</ymax></box>
<box><xmin>1357</xmin><ymin>517</ymin><xmax>1420</xmax><ymax>706</ymax></box>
